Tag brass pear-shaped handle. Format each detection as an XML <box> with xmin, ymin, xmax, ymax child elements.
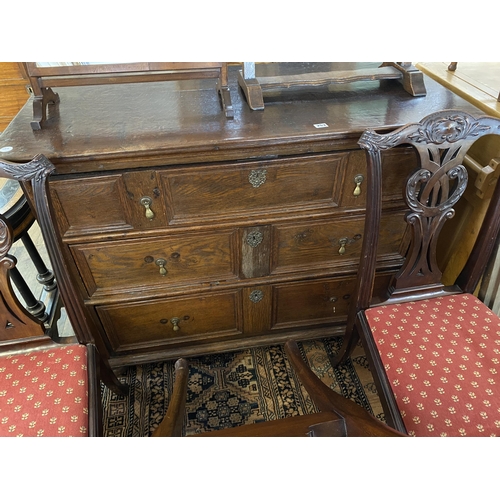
<box><xmin>353</xmin><ymin>174</ymin><xmax>364</xmax><ymax>197</ymax></box>
<box><xmin>171</xmin><ymin>317</ymin><xmax>180</xmax><ymax>331</ymax></box>
<box><xmin>140</xmin><ymin>196</ymin><xmax>155</xmax><ymax>220</ymax></box>
<box><xmin>155</xmin><ymin>258</ymin><xmax>167</xmax><ymax>276</ymax></box>
<box><xmin>338</xmin><ymin>238</ymin><xmax>348</xmax><ymax>255</ymax></box>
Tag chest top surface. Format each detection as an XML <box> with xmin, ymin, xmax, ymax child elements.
<box><xmin>0</xmin><ymin>63</ymin><xmax>482</xmax><ymax>174</ymax></box>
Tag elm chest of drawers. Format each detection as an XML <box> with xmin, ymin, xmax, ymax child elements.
<box><xmin>0</xmin><ymin>63</ymin><xmax>482</xmax><ymax>369</ymax></box>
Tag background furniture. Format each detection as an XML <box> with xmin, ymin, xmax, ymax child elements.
<box><xmin>0</xmin><ymin>63</ymin><xmax>485</xmax><ymax>372</ymax></box>
<box><xmin>335</xmin><ymin>110</ymin><xmax>500</xmax><ymax>436</ymax></box>
<box><xmin>0</xmin><ymin>156</ymin><xmax>128</xmax><ymax>436</ymax></box>
<box><xmin>239</xmin><ymin>62</ymin><xmax>426</xmax><ymax>110</ymax></box>
<box><xmin>20</xmin><ymin>62</ymin><xmax>233</xmax><ymax>129</ymax></box>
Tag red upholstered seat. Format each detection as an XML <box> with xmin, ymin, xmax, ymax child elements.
<box><xmin>0</xmin><ymin>344</ymin><xmax>89</xmax><ymax>437</ymax></box>
<box><xmin>365</xmin><ymin>294</ymin><xmax>500</xmax><ymax>436</ymax></box>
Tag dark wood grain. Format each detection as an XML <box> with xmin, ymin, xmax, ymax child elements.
<box><xmin>0</xmin><ymin>63</ymin><xmax>485</xmax><ymax>368</ymax></box>
<box><xmin>0</xmin><ymin>63</ymin><xmax>480</xmax><ymax>171</ymax></box>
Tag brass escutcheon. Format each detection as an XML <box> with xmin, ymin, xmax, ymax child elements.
<box><xmin>249</xmin><ymin>290</ymin><xmax>264</xmax><ymax>303</ymax></box>
<box><xmin>248</xmin><ymin>169</ymin><xmax>267</xmax><ymax>188</ymax></box>
<box><xmin>246</xmin><ymin>230</ymin><xmax>263</xmax><ymax>248</ymax></box>
<box><xmin>140</xmin><ymin>196</ymin><xmax>155</xmax><ymax>220</ymax></box>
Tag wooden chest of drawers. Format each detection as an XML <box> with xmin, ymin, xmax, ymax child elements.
<box><xmin>0</xmin><ymin>63</ymin><xmax>483</xmax><ymax>369</ymax></box>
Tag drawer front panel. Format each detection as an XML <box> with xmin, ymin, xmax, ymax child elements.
<box><xmin>160</xmin><ymin>153</ymin><xmax>346</xmax><ymax>225</ymax></box>
<box><xmin>51</xmin><ymin>170</ymin><xmax>168</xmax><ymax>238</ymax></box>
<box><xmin>50</xmin><ymin>175</ymin><xmax>134</xmax><ymax>237</ymax></box>
<box><xmin>97</xmin><ymin>290</ymin><xmax>243</xmax><ymax>352</ymax></box>
<box><xmin>272</xmin><ymin>211</ymin><xmax>408</xmax><ymax>274</ymax></box>
<box><xmin>72</xmin><ymin>230</ymin><xmax>238</xmax><ymax>296</ymax></box>
<box><xmin>342</xmin><ymin>148</ymin><xmax>419</xmax><ymax>208</ymax></box>
<box><xmin>272</xmin><ymin>274</ymin><xmax>393</xmax><ymax>330</ymax></box>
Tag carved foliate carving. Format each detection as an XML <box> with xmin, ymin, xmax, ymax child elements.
<box><xmin>407</xmin><ymin>113</ymin><xmax>492</xmax><ymax>144</ymax></box>
<box><xmin>0</xmin><ymin>154</ymin><xmax>55</xmax><ymax>183</ymax></box>
<box><xmin>359</xmin><ymin>110</ymin><xmax>499</xmax><ymax>152</ymax></box>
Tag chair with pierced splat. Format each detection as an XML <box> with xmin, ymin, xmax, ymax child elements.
<box><xmin>334</xmin><ymin>109</ymin><xmax>500</xmax><ymax>436</ymax></box>
<box><xmin>0</xmin><ymin>156</ymin><xmax>128</xmax><ymax>436</ymax></box>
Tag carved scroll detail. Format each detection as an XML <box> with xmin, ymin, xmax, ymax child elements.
<box><xmin>408</xmin><ymin>114</ymin><xmax>491</xmax><ymax>144</ymax></box>
<box><xmin>0</xmin><ymin>217</ymin><xmax>13</xmax><ymax>263</ymax></box>
<box><xmin>0</xmin><ymin>154</ymin><xmax>55</xmax><ymax>183</ymax></box>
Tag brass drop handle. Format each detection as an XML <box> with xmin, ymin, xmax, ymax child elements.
<box><xmin>140</xmin><ymin>196</ymin><xmax>155</xmax><ymax>220</ymax></box>
<box><xmin>338</xmin><ymin>238</ymin><xmax>348</xmax><ymax>255</ymax></box>
<box><xmin>353</xmin><ymin>174</ymin><xmax>364</xmax><ymax>197</ymax></box>
<box><xmin>171</xmin><ymin>317</ymin><xmax>180</xmax><ymax>331</ymax></box>
<box><xmin>155</xmin><ymin>258</ymin><xmax>167</xmax><ymax>276</ymax></box>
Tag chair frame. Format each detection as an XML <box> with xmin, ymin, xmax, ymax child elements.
<box><xmin>153</xmin><ymin>340</ymin><xmax>404</xmax><ymax>437</ymax></box>
<box><xmin>333</xmin><ymin>109</ymin><xmax>500</xmax><ymax>432</ymax></box>
<box><xmin>0</xmin><ymin>155</ymin><xmax>128</xmax><ymax>436</ymax></box>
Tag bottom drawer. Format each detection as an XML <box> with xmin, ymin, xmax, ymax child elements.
<box><xmin>97</xmin><ymin>290</ymin><xmax>243</xmax><ymax>353</ymax></box>
<box><xmin>272</xmin><ymin>273</ymin><xmax>394</xmax><ymax>330</ymax></box>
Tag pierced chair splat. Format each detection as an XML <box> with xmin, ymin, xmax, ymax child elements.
<box><xmin>334</xmin><ymin>110</ymin><xmax>500</xmax><ymax>436</ymax></box>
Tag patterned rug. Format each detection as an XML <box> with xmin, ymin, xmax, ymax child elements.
<box><xmin>101</xmin><ymin>337</ymin><xmax>385</xmax><ymax>436</ymax></box>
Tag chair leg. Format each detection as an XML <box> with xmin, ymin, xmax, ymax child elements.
<box><xmin>151</xmin><ymin>358</ymin><xmax>189</xmax><ymax>437</ymax></box>
<box><xmin>98</xmin><ymin>356</ymin><xmax>129</xmax><ymax>397</ymax></box>
<box><xmin>284</xmin><ymin>340</ymin><xmax>404</xmax><ymax>436</ymax></box>
<box><xmin>332</xmin><ymin>324</ymin><xmax>360</xmax><ymax>366</ymax></box>
<box><xmin>86</xmin><ymin>344</ymin><xmax>103</xmax><ymax>437</ymax></box>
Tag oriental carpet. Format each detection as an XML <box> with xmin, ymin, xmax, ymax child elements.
<box><xmin>101</xmin><ymin>337</ymin><xmax>384</xmax><ymax>436</ymax></box>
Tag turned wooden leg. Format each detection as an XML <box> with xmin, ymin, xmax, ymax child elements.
<box><xmin>21</xmin><ymin>232</ymin><xmax>57</xmax><ymax>291</ymax></box>
<box><xmin>9</xmin><ymin>266</ymin><xmax>47</xmax><ymax>321</ymax></box>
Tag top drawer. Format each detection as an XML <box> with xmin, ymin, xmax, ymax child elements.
<box><xmin>160</xmin><ymin>153</ymin><xmax>345</xmax><ymax>225</ymax></box>
<box><xmin>49</xmin><ymin>153</ymin><xmax>346</xmax><ymax>238</ymax></box>
<box><xmin>48</xmin><ymin>147</ymin><xmax>418</xmax><ymax>240</ymax></box>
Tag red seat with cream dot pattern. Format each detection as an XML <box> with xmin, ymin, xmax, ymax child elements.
<box><xmin>366</xmin><ymin>294</ymin><xmax>500</xmax><ymax>436</ymax></box>
<box><xmin>0</xmin><ymin>344</ymin><xmax>89</xmax><ymax>437</ymax></box>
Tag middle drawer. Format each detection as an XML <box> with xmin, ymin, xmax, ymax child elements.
<box><xmin>71</xmin><ymin>229</ymin><xmax>239</xmax><ymax>297</ymax></box>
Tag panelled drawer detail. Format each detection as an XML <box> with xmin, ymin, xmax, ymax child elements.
<box><xmin>159</xmin><ymin>153</ymin><xmax>346</xmax><ymax>225</ymax></box>
<box><xmin>342</xmin><ymin>148</ymin><xmax>419</xmax><ymax>208</ymax></box>
<box><xmin>48</xmin><ymin>147</ymin><xmax>416</xmax><ymax>365</ymax></box>
<box><xmin>272</xmin><ymin>211</ymin><xmax>408</xmax><ymax>274</ymax></box>
<box><xmin>50</xmin><ymin>170</ymin><xmax>168</xmax><ymax>238</ymax></box>
<box><xmin>97</xmin><ymin>290</ymin><xmax>243</xmax><ymax>353</ymax></box>
<box><xmin>272</xmin><ymin>274</ymin><xmax>394</xmax><ymax>331</ymax></box>
<box><xmin>50</xmin><ymin>174</ymin><xmax>135</xmax><ymax>237</ymax></box>
<box><xmin>71</xmin><ymin>229</ymin><xmax>239</xmax><ymax>297</ymax></box>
